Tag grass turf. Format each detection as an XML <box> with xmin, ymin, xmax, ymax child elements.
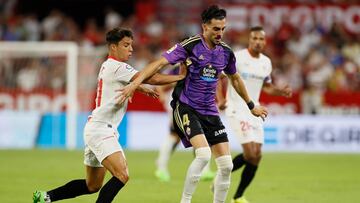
<box><xmin>0</xmin><ymin>150</ymin><xmax>359</xmax><ymax>203</ymax></box>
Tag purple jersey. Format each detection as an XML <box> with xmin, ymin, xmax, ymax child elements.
<box><xmin>162</xmin><ymin>34</ymin><xmax>236</xmax><ymax>116</ymax></box>
<box><xmin>162</xmin><ymin>65</ymin><xmax>179</xmax><ymax>76</ymax></box>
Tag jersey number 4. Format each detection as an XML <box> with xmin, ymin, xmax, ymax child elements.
<box><xmin>182</xmin><ymin>114</ymin><xmax>190</xmax><ymax>126</ymax></box>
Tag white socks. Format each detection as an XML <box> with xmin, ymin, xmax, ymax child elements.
<box><xmin>180</xmin><ymin>147</ymin><xmax>211</xmax><ymax>203</ymax></box>
<box><xmin>202</xmin><ymin>160</ymin><xmax>211</xmax><ymax>173</ymax></box>
<box><xmin>156</xmin><ymin>134</ymin><xmax>178</xmax><ymax>171</ymax></box>
<box><xmin>213</xmin><ymin>155</ymin><xmax>233</xmax><ymax>203</ymax></box>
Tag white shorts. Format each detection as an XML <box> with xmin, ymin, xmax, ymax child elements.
<box><xmin>227</xmin><ymin>114</ymin><xmax>264</xmax><ymax>144</ymax></box>
<box><xmin>83</xmin><ymin>121</ymin><xmax>122</xmax><ymax>167</ymax></box>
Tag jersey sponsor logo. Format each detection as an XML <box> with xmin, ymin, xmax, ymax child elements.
<box><xmin>214</xmin><ymin>128</ymin><xmax>226</xmax><ymax>136</ymax></box>
<box><xmin>200</xmin><ymin>64</ymin><xmax>218</xmax><ymax>82</ymax></box>
<box><xmin>240</xmin><ymin>72</ymin><xmax>264</xmax><ymax>81</ymax></box>
<box><xmin>166</xmin><ymin>44</ymin><xmax>177</xmax><ymax>54</ymax></box>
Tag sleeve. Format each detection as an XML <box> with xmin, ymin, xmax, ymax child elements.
<box><xmin>114</xmin><ymin>63</ymin><xmax>138</xmax><ymax>83</ymax></box>
<box><xmin>223</xmin><ymin>50</ymin><xmax>237</xmax><ymax>75</ymax></box>
<box><xmin>162</xmin><ymin>43</ymin><xmax>188</xmax><ymax>65</ymax></box>
<box><xmin>264</xmin><ymin>59</ymin><xmax>272</xmax><ymax>84</ymax></box>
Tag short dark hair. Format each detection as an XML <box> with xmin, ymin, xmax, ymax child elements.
<box><xmin>201</xmin><ymin>5</ymin><xmax>226</xmax><ymax>24</ymax></box>
<box><xmin>250</xmin><ymin>26</ymin><xmax>264</xmax><ymax>32</ymax></box>
<box><xmin>106</xmin><ymin>27</ymin><xmax>133</xmax><ymax>45</ymax></box>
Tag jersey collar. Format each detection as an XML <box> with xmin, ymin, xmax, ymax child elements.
<box><xmin>108</xmin><ymin>56</ymin><xmax>121</xmax><ymax>62</ymax></box>
<box><xmin>247</xmin><ymin>48</ymin><xmax>260</xmax><ymax>58</ymax></box>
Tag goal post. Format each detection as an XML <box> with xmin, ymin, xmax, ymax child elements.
<box><xmin>0</xmin><ymin>42</ymin><xmax>78</xmax><ymax>149</ymax></box>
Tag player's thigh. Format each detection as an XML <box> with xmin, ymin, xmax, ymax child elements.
<box><xmin>101</xmin><ymin>151</ymin><xmax>128</xmax><ymax>179</ymax></box>
<box><xmin>202</xmin><ymin>115</ymin><xmax>228</xmax><ymax>146</ymax></box>
<box><xmin>211</xmin><ymin>142</ymin><xmax>231</xmax><ymax>158</ymax></box>
<box><xmin>242</xmin><ymin>142</ymin><xmax>257</xmax><ymax>156</ymax></box>
<box><xmin>84</xmin><ymin>122</ymin><xmax>122</xmax><ymax>168</ymax></box>
<box><xmin>173</xmin><ymin>102</ymin><xmax>204</xmax><ymax>142</ymax></box>
<box><xmin>189</xmin><ymin>134</ymin><xmax>209</xmax><ymax>149</ymax></box>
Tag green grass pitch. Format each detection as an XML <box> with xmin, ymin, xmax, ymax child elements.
<box><xmin>0</xmin><ymin>150</ymin><xmax>359</xmax><ymax>203</ymax></box>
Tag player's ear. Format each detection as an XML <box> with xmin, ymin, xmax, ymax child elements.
<box><xmin>110</xmin><ymin>43</ymin><xmax>117</xmax><ymax>51</ymax></box>
<box><xmin>202</xmin><ymin>23</ymin><xmax>207</xmax><ymax>32</ymax></box>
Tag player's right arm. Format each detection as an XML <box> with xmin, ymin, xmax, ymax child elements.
<box><xmin>117</xmin><ymin>57</ymin><xmax>171</xmax><ymax>103</ymax></box>
<box><xmin>142</xmin><ymin>72</ymin><xmax>185</xmax><ymax>85</ymax></box>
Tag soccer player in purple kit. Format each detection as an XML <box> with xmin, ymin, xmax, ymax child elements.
<box><xmin>119</xmin><ymin>5</ymin><xmax>268</xmax><ymax>203</ymax></box>
<box><xmin>155</xmin><ymin>62</ymin><xmax>216</xmax><ymax>182</ymax></box>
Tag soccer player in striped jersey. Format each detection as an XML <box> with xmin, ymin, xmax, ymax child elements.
<box><xmin>225</xmin><ymin>26</ymin><xmax>292</xmax><ymax>203</ymax></box>
<box><xmin>33</xmin><ymin>27</ymin><xmax>186</xmax><ymax>203</ymax></box>
<box><xmin>119</xmin><ymin>5</ymin><xmax>268</xmax><ymax>203</ymax></box>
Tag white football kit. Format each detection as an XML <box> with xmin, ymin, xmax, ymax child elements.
<box><xmin>225</xmin><ymin>49</ymin><xmax>272</xmax><ymax>144</ymax></box>
<box><xmin>84</xmin><ymin>57</ymin><xmax>138</xmax><ymax>167</ymax></box>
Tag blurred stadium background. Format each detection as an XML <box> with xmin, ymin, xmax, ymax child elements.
<box><xmin>0</xmin><ymin>0</ymin><xmax>359</xmax><ymax>202</ymax></box>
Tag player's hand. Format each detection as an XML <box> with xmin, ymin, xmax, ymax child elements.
<box><xmin>139</xmin><ymin>86</ymin><xmax>159</xmax><ymax>99</ymax></box>
<box><xmin>250</xmin><ymin>105</ymin><xmax>268</xmax><ymax>120</ymax></box>
<box><xmin>117</xmin><ymin>83</ymin><xmax>137</xmax><ymax>104</ymax></box>
<box><xmin>217</xmin><ymin>99</ymin><xmax>227</xmax><ymax>111</ymax></box>
<box><xmin>281</xmin><ymin>85</ymin><xmax>292</xmax><ymax>98</ymax></box>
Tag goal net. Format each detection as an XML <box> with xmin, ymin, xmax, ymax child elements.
<box><xmin>0</xmin><ymin>42</ymin><xmax>106</xmax><ymax>149</ymax></box>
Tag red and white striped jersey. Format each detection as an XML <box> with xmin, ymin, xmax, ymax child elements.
<box><xmin>90</xmin><ymin>57</ymin><xmax>138</xmax><ymax>127</ymax></box>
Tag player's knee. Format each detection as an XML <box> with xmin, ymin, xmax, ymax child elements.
<box><xmin>194</xmin><ymin>147</ymin><xmax>211</xmax><ymax>164</ymax></box>
<box><xmin>86</xmin><ymin>182</ymin><xmax>102</xmax><ymax>193</ymax></box>
<box><xmin>188</xmin><ymin>174</ymin><xmax>202</xmax><ymax>184</ymax></box>
<box><xmin>113</xmin><ymin>170</ymin><xmax>129</xmax><ymax>184</ymax></box>
<box><xmin>244</xmin><ymin>153</ymin><xmax>257</xmax><ymax>163</ymax></box>
<box><xmin>215</xmin><ymin>155</ymin><xmax>233</xmax><ymax>176</ymax></box>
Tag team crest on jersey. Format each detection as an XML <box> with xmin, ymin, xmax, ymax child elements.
<box><xmin>200</xmin><ymin>64</ymin><xmax>218</xmax><ymax>82</ymax></box>
<box><xmin>199</xmin><ymin>54</ymin><xmax>204</xmax><ymax>60</ymax></box>
<box><xmin>125</xmin><ymin>65</ymin><xmax>135</xmax><ymax>72</ymax></box>
<box><xmin>166</xmin><ymin>44</ymin><xmax>177</xmax><ymax>54</ymax></box>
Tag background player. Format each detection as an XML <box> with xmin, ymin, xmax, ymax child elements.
<box><xmin>118</xmin><ymin>5</ymin><xmax>268</xmax><ymax>203</ymax></box>
<box><xmin>33</xmin><ymin>27</ymin><xmax>186</xmax><ymax>203</ymax></box>
<box><xmin>224</xmin><ymin>26</ymin><xmax>292</xmax><ymax>203</ymax></box>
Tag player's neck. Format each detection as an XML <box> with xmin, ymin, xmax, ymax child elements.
<box><xmin>202</xmin><ymin>34</ymin><xmax>216</xmax><ymax>49</ymax></box>
<box><xmin>247</xmin><ymin>48</ymin><xmax>260</xmax><ymax>58</ymax></box>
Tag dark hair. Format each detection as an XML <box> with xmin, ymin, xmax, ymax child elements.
<box><xmin>201</xmin><ymin>5</ymin><xmax>226</xmax><ymax>24</ymax></box>
<box><xmin>250</xmin><ymin>26</ymin><xmax>264</xmax><ymax>32</ymax></box>
<box><xmin>106</xmin><ymin>27</ymin><xmax>133</xmax><ymax>45</ymax></box>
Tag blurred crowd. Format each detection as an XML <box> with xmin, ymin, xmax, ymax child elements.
<box><xmin>0</xmin><ymin>0</ymin><xmax>359</xmax><ymax>99</ymax></box>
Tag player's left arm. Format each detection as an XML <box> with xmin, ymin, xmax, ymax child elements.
<box><xmin>216</xmin><ymin>74</ymin><xmax>227</xmax><ymax>110</ymax></box>
<box><xmin>262</xmin><ymin>82</ymin><xmax>292</xmax><ymax>98</ymax></box>
<box><xmin>227</xmin><ymin>73</ymin><xmax>268</xmax><ymax>119</ymax></box>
